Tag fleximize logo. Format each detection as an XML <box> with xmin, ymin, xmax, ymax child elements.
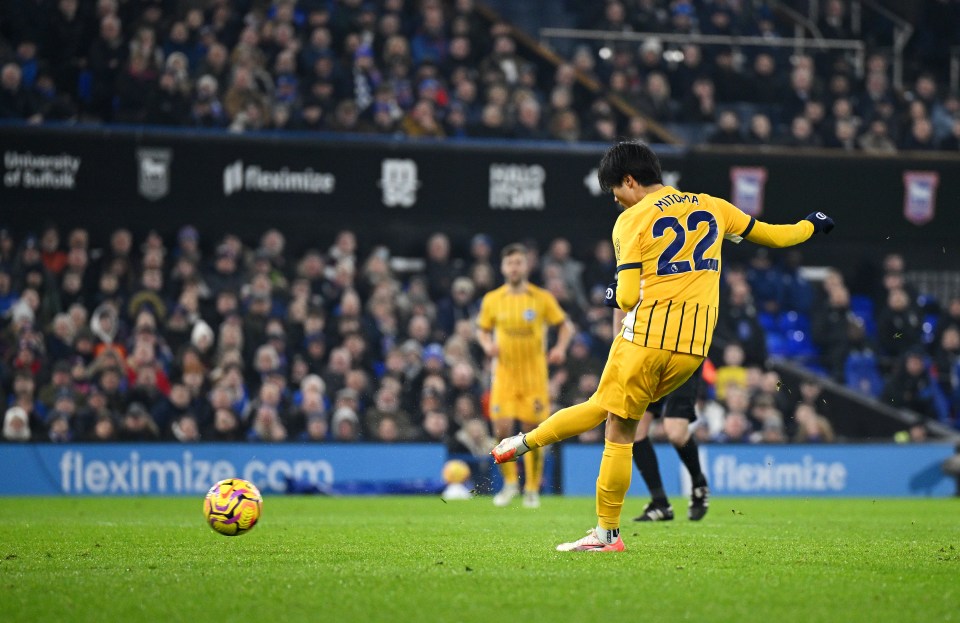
<box><xmin>58</xmin><ymin>450</ymin><xmax>333</xmax><ymax>493</ymax></box>
<box><xmin>708</xmin><ymin>454</ymin><xmax>847</xmax><ymax>492</ymax></box>
<box><xmin>222</xmin><ymin>160</ymin><xmax>335</xmax><ymax>196</ymax></box>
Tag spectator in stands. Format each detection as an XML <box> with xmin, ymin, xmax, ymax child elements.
<box><xmin>331</xmin><ymin>406</ymin><xmax>361</xmax><ymax>441</ymax></box>
<box><xmin>824</xmin><ymin>118</ymin><xmax>857</xmax><ymax>150</ymax></box>
<box><xmin>208</xmin><ymin>407</ymin><xmax>242</xmax><ymax>441</ymax></box>
<box><xmin>714</xmin><ymin>412</ymin><xmax>752</xmax><ymax>444</ymax></box>
<box><xmin>876</xmin><ymin>287</ymin><xmax>923</xmax><ymax>362</ymax></box>
<box><xmin>933</xmin><ymin>325</ymin><xmax>960</xmax><ymax>419</ymax></box>
<box><xmin>857</xmin><ymin>70</ymin><xmax>896</xmax><ymax>124</ymax></box>
<box><xmin>247</xmin><ymin>403</ymin><xmax>287</xmax><ymax>442</ymax></box>
<box><xmin>781</xmin><ymin>115</ymin><xmax>822</xmax><ymax>148</ymax></box>
<box><xmin>707</xmin><ymin>110</ymin><xmax>742</xmax><ymax>145</ymax></box>
<box><xmin>401</xmin><ymin>98</ymin><xmax>445</xmax><ymax>138</ymax></box>
<box><xmin>637</xmin><ymin>71</ymin><xmax>676</xmax><ymax>122</ymax></box>
<box><xmin>813</xmin><ymin>284</ymin><xmax>854</xmax><ymax>382</ymax></box>
<box><xmin>2</xmin><ymin>406</ymin><xmax>32</xmax><ymax>442</ymax></box>
<box><xmin>363</xmin><ymin>385</ymin><xmax>414</xmax><ymax>439</ymax></box>
<box><xmin>709</xmin><ymin>48</ymin><xmax>748</xmax><ymax>104</ymax></box>
<box><xmin>117</xmin><ymin>402</ymin><xmax>159</xmax><ymax>442</ymax></box>
<box><xmin>901</xmin><ymin>116</ymin><xmax>938</xmax><ymax>151</ymax></box>
<box><xmin>858</xmin><ymin>117</ymin><xmax>898</xmax><ymax>153</ymax></box>
<box><xmin>792</xmin><ymin>404</ymin><xmax>836</xmax><ymax>443</ymax></box>
<box><xmin>715</xmin><ymin>343</ymin><xmax>749</xmax><ymax>403</ymax></box>
<box><xmin>745</xmin><ymin>52</ymin><xmax>785</xmax><ymax>106</ymax></box>
<box><xmin>410</xmin><ymin>1</ymin><xmax>448</xmax><ymax>66</ymax></box>
<box><xmin>938</xmin><ymin>117</ymin><xmax>960</xmax><ymax>151</ymax></box>
<box><xmin>744</xmin><ymin>113</ymin><xmax>774</xmax><ymax>146</ymax></box>
<box><xmin>0</xmin><ymin>63</ymin><xmax>41</xmax><ymax>121</ymax></box>
<box><xmin>436</xmin><ymin>277</ymin><xmax>478</xmax><ymax>341</ymax></box>
<box><xmin>664</xmin><ymin>43</ymin><xmax>699</xmax><ymax>94</ymax></box>
<box><xmin>883</xmin><ymin>349</ymin><xmax>952</xmax><ymax>425</ymax></box>
<box><xmin>818</xmin><ymin>0</ymin><xmax>851</xmax><ymax>40</ymax></box>
<box><xmin>746</xmin><ymin>249</ymin><xmax>785</xmax><ymax>314</ymax></box>
<box><xmin>715</xmin><ymin>276</ymin><xmax>767</xmax><ymax>367</ymax></box>
<box><xmin>679</xmin><ymin>76</ymin><xmax>717</xmax><ymax>124</ymax></box>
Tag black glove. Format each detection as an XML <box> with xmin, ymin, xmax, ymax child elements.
<box><xmin>804</xmin><ymin>211</ymin><xmax>835</xmax><ymax>234</ymax></box>
<box><xmin>603</xmin><ymin>281</ymin><xmax>619</xmax><ymax>308</ymax></box>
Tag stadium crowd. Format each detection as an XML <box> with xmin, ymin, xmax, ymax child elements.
<box><xmin>1</xmin><ymin>0</ymin><xmax>960</xmax><ymax>150</ymax></box>
<box><xmin>1</xmin><ymin>224</ymin><xmax>957</xmax><ymax>448</ymax></box>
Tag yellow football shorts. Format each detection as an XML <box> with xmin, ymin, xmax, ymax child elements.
<box><xmin>590</xmin><ymin>334</ymin><xmax>704</xmax><ymax>420</ymax></box>
<box><xmin>489</xmin><ymin>382</ymin><xmax>550</xmax><ymax>425</ymax></box>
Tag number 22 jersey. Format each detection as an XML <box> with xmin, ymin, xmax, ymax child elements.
<box><xmin>613</xmin><ymin>185</ymin><xmax>755</xmax><ymax>356</ymax></box>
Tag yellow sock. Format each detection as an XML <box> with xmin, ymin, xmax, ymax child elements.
<box><xmin>525</xmin><ymin>401</ymin><xmax>607</xmax><ymax>449</ymax></box>
<box><xmin>523</xmin><ymin>447</ymin><xmax>541</xmax><ymax>493</ymax></box>
<box><xmin>596</xmin><ymin>439</ymin><xmax>634</xmax><ymax>530</ymax></box>
<box><xmin>499</xmin><ymin>460</ymin><xmax>519</xmax><ymax>486</ymax></box>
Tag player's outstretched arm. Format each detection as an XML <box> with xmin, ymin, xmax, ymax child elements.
<box><xmin>744</xmin><ymin>212</ymin><xmax>834</xmax><ymax>248</ymax></box>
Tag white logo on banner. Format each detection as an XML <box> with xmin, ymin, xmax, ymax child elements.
<box><xmin>58</xmin><ymin>450</ymin><xmax>333</xmax><ymax>494</ymax></box>
<box><xmin>379</xmin><ymin>158</ymin><xmax>420</xmax><ymax>207</ymax></box>
<box><xmin>489</xmin><ymin>163</ymin><xmax>545</xmax><ymax>210</ymax></box>
<box><xmin>584</xmin><ymin>167</ymin><xmax>602</xmax><ymax>196</ymax></box>
<box><xmin>662</xmin><ymin>170</ymin><xmax>681</xmax><ymax>188</ymax></box>
<box><xmin>222</xmin><ymin>160</ymin><xmax>335</xmax><ymax>197</ymax></box>
<box><xmin>136</xmin><ymin>147</ymin><xmax>172</xmax><ymax>200</ymax></box>
<box><xmin>584</xmin><ymin>167</ymin><xmax>680</xmax><ymax>197</ymax></box>
<box><xmin>3</xmin><ymin>151</ymin><xmax>81</xmax><ymax>190</ymax></box>
<box><xmin>706</xmin><ymin>453</ymin><xmax>847</xmax><ymax>493</ymax></box>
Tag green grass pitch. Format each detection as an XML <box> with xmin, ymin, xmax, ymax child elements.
<box><xmin>2</xmin><ymin>496</ymin><xmax>958</xmax><ymax>622</ymax></box>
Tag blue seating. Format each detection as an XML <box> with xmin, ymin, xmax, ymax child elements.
<box><xmin>844</xmin><ymin>351</ymin><xmax>884</xmax><ymax>398</ymax></box>
<box><xmin>778</xmin><ymin>310</ymin><xmax>811</xmax><ymax>333</ymax></box>
<box><xmin>922</xmin><ymin>314</ymin><xmax>938</xmax><ymax>345</ymax></box>
<box><xmin>758</xmin><ymin>311</ymin><xmax>778</xmax><ymax>332</ymax></box>
<box><xmin>765</xmin><ymin>332</ymin><xmax>788</xmax><ymax>357</ymax></box>
<box><xmin>849</xmin><ymin>295</ymin><xmax>877</xmax><ymax>338</ymax></box>
<box><xmin>783</xmin><ymin>329</ymin><xmax>817</xmax><ymax>361</ymax></box>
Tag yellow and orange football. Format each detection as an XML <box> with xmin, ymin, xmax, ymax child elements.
<box><xmin>203</xmin><ymin>478</ymin><xmax>263</xmax><ymax>536</ymax></box>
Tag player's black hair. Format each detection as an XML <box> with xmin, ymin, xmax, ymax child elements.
<box><xmin>596</xmin><ymin>141</ymin><xmax>663</xmax><ymax>192</ymax></box>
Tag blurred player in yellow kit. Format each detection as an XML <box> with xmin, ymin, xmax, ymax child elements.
<box><xmin>492</xmin><ymin>141</ymin><xmax>834</xmax><ymax>551</ymax></box>
<box><xmin>477</xmin><ymin>243</ymin><xmax>575</xmax><ymax>508</ymax></box>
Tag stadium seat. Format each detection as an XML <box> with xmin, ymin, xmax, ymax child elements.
<box><xmin>849</xmin><ymin>295</ymin><xmax>877</xmax><ymax>338</ymax></box>
<box><xmin>922</xmin><ymin>314</ymin><xmax>938</xmax><ymax>345</ymax></box>
<box><xmin>783</xmin><ymin>329</ymin><xmax>817</xmax><ymax>362</ymax></box>
<box><xmin>844</xmin><ymin>351</ymin><xmax>884</xmax><ymax>398</ymax></box>
<box><xmin>765</xmin><ymin>332</ymin><xmax>788</xmax><ymax>357</ymax></box>
<box><xmin>758</xmin><ymin>311</ymin><xmax>778</xmax><ymax>332</ymax></box>
<box><xmin>778</xmin><ymin>310</ymin><xmax>811</xmax><ymax>334</ymax></box>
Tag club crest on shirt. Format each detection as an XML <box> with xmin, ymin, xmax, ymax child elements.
<box><xmin>523</xmin><ymin>309</ymin><xmax>536</xmax><ymax>321</ymax></box>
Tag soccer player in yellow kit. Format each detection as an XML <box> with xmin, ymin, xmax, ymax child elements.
<box><xmin>492</xmin><ymin>141</ymin><xmax>834</xmax><ymax>551</ymax></box>
<box><xmin>477</xmin><ymin>243</ymin><xmax>575</xmax><ymax>508</ymax></box>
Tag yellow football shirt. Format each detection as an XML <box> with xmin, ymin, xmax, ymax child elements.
<box><xmin>614</xmin><ymin>185</ymin><xmax>756</xmax><ymax>356</ymax></box>
<box><xmin>477</xmin><ymin>284</ymin><xmax>567</xmax><ymax>391</ymax></box>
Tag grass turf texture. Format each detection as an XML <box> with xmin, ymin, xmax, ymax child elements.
<box><xmin>1</xmin><ymin>497</ymin><xmax>957</xmax><ymax>623</ymax></box>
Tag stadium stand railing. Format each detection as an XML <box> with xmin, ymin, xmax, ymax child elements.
<box><xmin>772</xmin><ymin>358</ymin><xmax>960</xmax><ymax>442</ymax></box>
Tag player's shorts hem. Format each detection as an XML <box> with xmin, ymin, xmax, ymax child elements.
<box><xmin>588</xmin><ymin>395</ymin><xmax>644</xmax><ymax>421</ymax></box>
